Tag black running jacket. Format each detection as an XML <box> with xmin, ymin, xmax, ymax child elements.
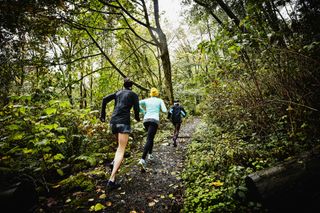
<box><xmin>100</xmin><ymin>89</ymin><xmax>140</xmax><ymax>125</ymax></box>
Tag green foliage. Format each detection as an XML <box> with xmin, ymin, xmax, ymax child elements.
<box><xmin>182</xmin><ymin>122</ymin><xmax>269</xmax><ymax>212</ymax></box>
<box><xmin>0</xmin><ymin>96</ymin><xmax>115</xmax><ymax>187</ymax></box>
<box><xmin>58</xmin><ymin>171</ymin><xmax>101</xmax><ymax>192</ymax></box>
<box><xmin>179</xmin><ymin>7</ymin><xmax>320</xmax><ymax>209</ymax></box>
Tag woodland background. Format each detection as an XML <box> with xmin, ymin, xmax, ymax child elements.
<box><xmin>1</xmin><ymin>0</ymin><xmax>320</xmax><ymax>212</ymax></box>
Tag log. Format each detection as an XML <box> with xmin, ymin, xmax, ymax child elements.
<box><xmin>245</xmin><ymin>146</ymin><xmax>320</xmax><ymax>212</ymax></box>
<box><xmin>0</xmin><ymin>178</ymin><xmax>38</xmax><ymax>212</ymax></box>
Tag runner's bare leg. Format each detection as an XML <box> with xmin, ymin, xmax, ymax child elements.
<box><xmin>109</xmin><ymin>133</ymin><xmax>129</xmax><ymax>182</ymax></box>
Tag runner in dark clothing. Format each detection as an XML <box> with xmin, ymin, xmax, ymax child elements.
<box><xmin>100</xmin><ymin>78</ymin><xmax>140</xmax><ymax>190</ymax></box>
<box><xmin>167</xmin><ymin>100</ymin><xmax>187</xmax><ymax>147</ymax></box>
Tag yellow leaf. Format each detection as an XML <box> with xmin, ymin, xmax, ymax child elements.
<box><xmin>211</xmin><ymin>180</ymin><xmax>224</xmax><ymax>187</ymax></box>
<box><xmin>89</xmin><ymin>205</ymin><xmax>95</xmax><ymax>211</ymax></box>
<box><xmin>99</xmin><ymin>194</ymin><xmax>106</xmax><ymax>199</ymax></box>
<box><xmin>130</xmin><ymin>211</ymin><xmax>137</xmax><ymax>213</ymax></box>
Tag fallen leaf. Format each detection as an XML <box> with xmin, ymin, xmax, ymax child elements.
<box><xmin>106</xmin><ymin>201</ymin><xmax>112</xmax><ymax>207</ymax></box>
<box><xmin>94</xmin><ymin>203</ymin><xmax>105</xmax><ymax>211</ymax></box>
<box><xmin>65</xmin><ymin>198</ymin><xmax>71</xmax><ymax>203</ymax></box>
<box><xmin>148</xmin><ymin>202</ymin><xmax>156</xmax><ymax>207</ymax></box>
<box><xmin>99</xmin><ymin>194</ymin><xmax>106</xmax><ymax>199</ymax></box>
<box><xmin>211</xmin><ymin>180</ymin><xmax>224</xmax><ymax>187</ymax></box>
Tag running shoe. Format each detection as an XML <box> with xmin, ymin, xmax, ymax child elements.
<box><xmin>138</xmin><ymin>159</ymin><xmax>147</xmax><ymax>171</ymax></box>
<box><xmin>107</xmin><ymin>180</ymin><xmax>121</xmax><ymax>190</ymax></box>
<box><xmin>148</xmin><ymin>154</ymin><xmax>154</xmax><ymax>161</ymax></box>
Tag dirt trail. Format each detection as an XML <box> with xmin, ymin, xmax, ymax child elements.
<box><xmin>102</xmin><ymin>117</ymin><xmax>201</xmax><ymax>213</ymax></box>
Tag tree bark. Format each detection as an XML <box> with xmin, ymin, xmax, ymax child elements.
<box><xmin>151</xmin><ymin>0</ymin><xmax>174</xmax><ymax>103</ymax></box>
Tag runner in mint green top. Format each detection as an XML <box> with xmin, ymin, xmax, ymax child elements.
<box><xmin>139</xmin><ymin>97</ymin><xmax>167</xmax><ymax>123</ymax></box>
<box><xmin>138</xmin><ymin>88</ymin><xmax>167</xmax><ymax>171</ymax></box>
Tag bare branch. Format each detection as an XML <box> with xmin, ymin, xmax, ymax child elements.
<box><xmin>84</xmin><ymin>28</ymin><xmax>148</xmax><ymax>91</ymax></box>
<box><xmin>121</xmin><ymin>14</ymin><xmax>157</xmax><ymax>46</ymax></box>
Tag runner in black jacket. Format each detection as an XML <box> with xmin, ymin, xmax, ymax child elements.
<box><xmin>167</xmin><ymin>100</ymin><xmax>187</xmax><ymax>147</ymax></box>
<box><xmin>100</xmin><ymin>78</ymin><xmax>140</xmax><ymax>190</ymax></box>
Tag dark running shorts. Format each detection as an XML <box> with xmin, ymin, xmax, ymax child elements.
<box><xmin>110</xmin><ymin>124</ymin><xmax>131</xmax><ymax>134</ymax></box>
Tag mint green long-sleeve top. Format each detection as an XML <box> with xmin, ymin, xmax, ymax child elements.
<box><xmin>139</xmin><ymin>97</ymin><xmax>167</xmax><ymax>123</ymax></box>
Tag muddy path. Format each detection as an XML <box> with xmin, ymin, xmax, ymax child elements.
<box><xmin>100</xmin><ymin>117</ymin><xmax>201</xmax><ymax>213</ymax></box>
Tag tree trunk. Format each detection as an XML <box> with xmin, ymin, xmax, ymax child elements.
<box><xmin>216</xmin><ymin>0</ymin><xmax>246</xmax><ymax>32</ymax></box>
<box><xmin>245</xmin><ymin>145</ymin><xmax>320</xmax><ymax>212</ymax></box>
<box><xmin>158</xmin><ymin>32</ymin><xmax>174</xmax><ymax>103</ymax></box>
<box><xmin>153</xmin><ymin>0</ymin><xmax>174</xmax><ymax>103</ymax></box>
<box><xmin>80</xmin><ymin>72</ymin><xmax>84</xmax><ymax>109</ymax></box>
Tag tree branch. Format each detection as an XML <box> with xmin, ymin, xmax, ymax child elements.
<box><xmin>121</xmin><ymin>14</ymin><xmax>157</xmax><ymax>46</ymax></box>
<box><xmin>84</xmin><ymin>28</ymin><xmax>148</xmax><ymax>91</ymax></box>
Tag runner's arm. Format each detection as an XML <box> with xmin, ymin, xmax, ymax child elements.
<box><xmin>167</xmin><ymin>107</ymin><xmax>173</xmax><ymax>119</ymax></box>
<box><xmin>160</xmin><ymin>100</ymin><xmax>167</xmax><ymax>113</ymax></box>
<box><xmin>139</xmin><ymin>100</ymin><xmax>146</xmax><ymax>115</ymax></box>
<box><xmin>133</xmin><ymin>95</ymin><xmax>141</xmax><ymax>122</ymax></box>
<box><xmin>181</xmin><ymin>107</ymin><xmax>187</xmax><ymax>117</ymax></box>
<box><xmin>100</xmin><ymin>93</ymin><xmax>115</xmax><ymax>122</ymax></box>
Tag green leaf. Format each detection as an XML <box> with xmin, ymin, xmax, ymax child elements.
<box><xmin>22</xmin><ymin>148</ymin><xmax>33</xmax><ymax>154</ymax></box>
<box><xmin>57</xmin><ymin>168</ymin><xmax>64</xmax><ymax>176</ymax></box>
<box><xmin>20</xmin><ymin>95</ymin><xmax>32</xmax><ymax>101</ymax></box>
<box><xmin>44</xmin><ymin>108</ymin><xmax>57</xmax><ymax>115</ymax></box>
<box><xmin>53</xmin><ymin>153</ymin><xmax>65</xmax><ymax>160</ymax></box>
<box><xmin>94</xmin><ymin>203</ymin><xmax>105</xmax><ymax>211</ymax></box>
<box><xmin>12</xmin><ymin>132</ymin><xmax>25</xmax><ymax>140</ymax></box>
<box><xmin>59</xmin><ymin>101</ymin><xmax>71</xmax><ymax>108</ymax></box>
<box><xmin>35</xmin><ymin>139</ymin><xmax>49</xmax><ymax>146</ymax></box>
<box><xmin>19</xmin><ymin>106</ymin><xmax>26</xmax><ymax>114</ymax></box>
<box><xmin>56</xmin><ymin>137</ymin><xmax>66</xmax><ymax>144</ymax></box>
<box><xmin>56</xmin><ymin>127</ymin><xmax>68</xmax><ymax>132</ymax></box>
<box><xmin>44</xmin><ymin>123</ymin><xmax>59</xmax><ymax>130</ymax></box>
<box><xmin>6</xmin><ymin>124</ymin><xmax>20</xmax><ymax>131</ymax></box>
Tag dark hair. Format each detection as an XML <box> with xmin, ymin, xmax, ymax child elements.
<box><xmin>123</xmin><ymin>78</ymin><xmax>133</xmax><ymax>88</ymax></box>
<box><xmin>174</xmin><ymin>100</ymin><xmax>180</xmax><ymax>103</ymax></box>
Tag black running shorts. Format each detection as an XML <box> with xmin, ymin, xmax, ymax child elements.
<box><xmin>110</xmin><ymin>124</ymin><xmax>131</xmax><ymax>134</ymax></box>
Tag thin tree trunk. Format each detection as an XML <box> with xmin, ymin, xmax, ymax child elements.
<box><xmin>80</xmin><ymin>72</ymin><xmax>83</xmax><ymax>109</ymax></box>
<box><xmin>153</xmin><ymin>0</ymin><xmax>174</xmax><ymax>103</ymax></box>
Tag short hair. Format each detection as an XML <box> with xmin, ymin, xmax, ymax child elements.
<box><xmin>123</xmin><ymin>78</ymin><xmax>133</xmax><ymax>88</ymax></box>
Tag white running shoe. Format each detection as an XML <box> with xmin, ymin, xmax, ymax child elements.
<box><xmin>148</xmin><ymin>154</ymin><xmax>154</xmax><ymax>161</ymax></box>
<box><xmin>138</xmin><ymin>159</ymin><xmax>147</xmax><ymax>171</ymax></box>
